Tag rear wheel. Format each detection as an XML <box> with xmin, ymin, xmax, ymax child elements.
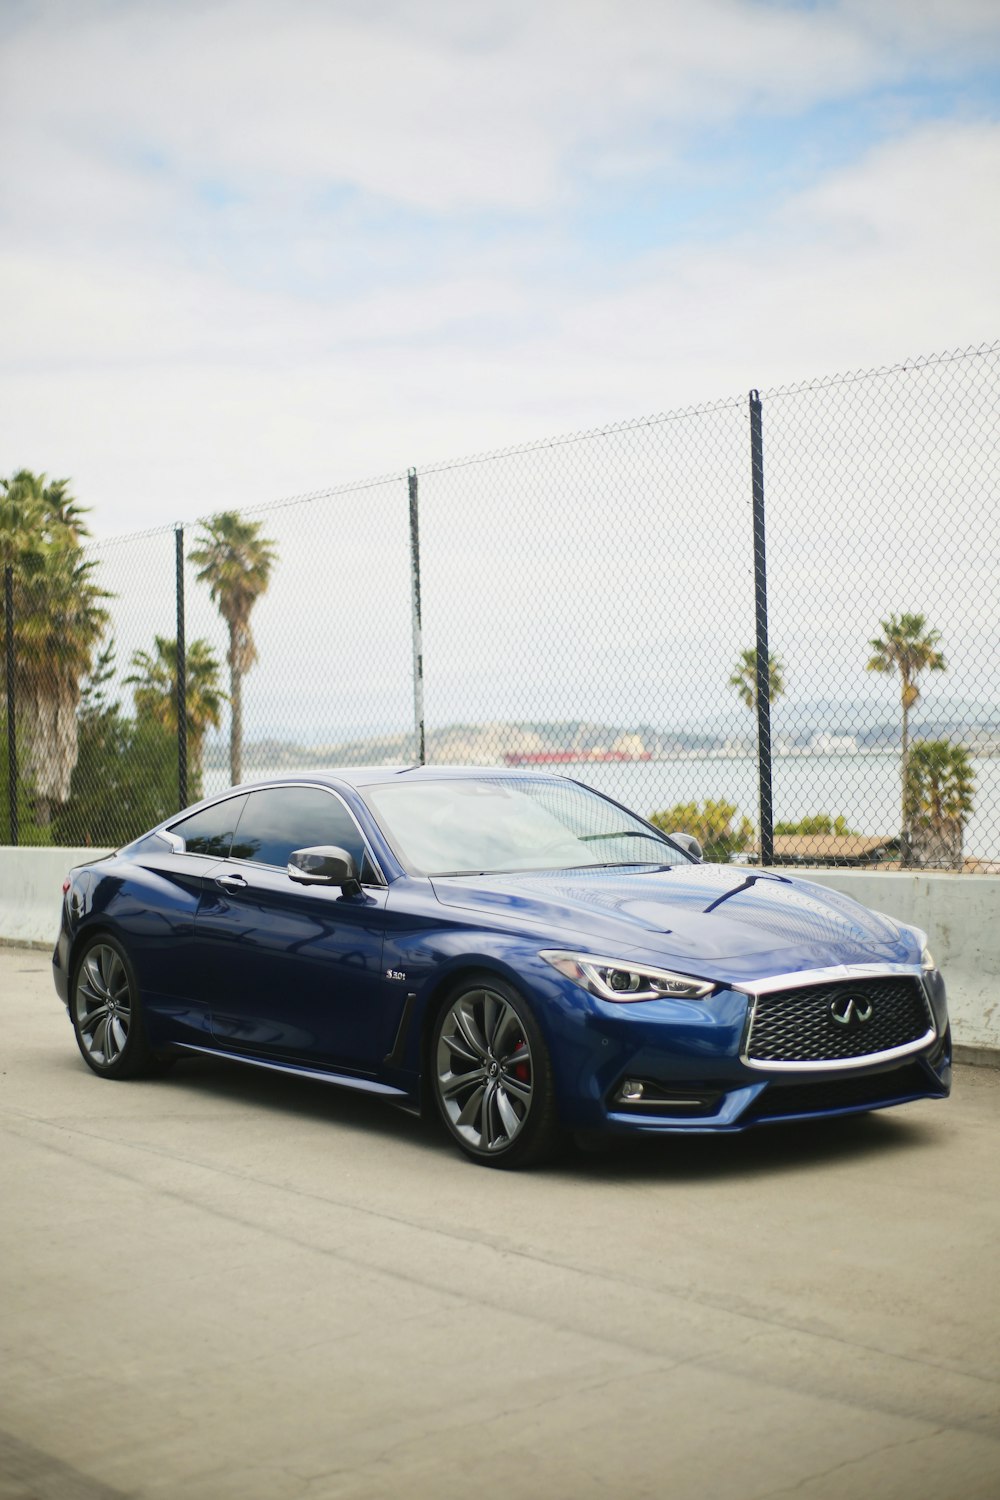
<box><xmin>71</xmin><ymin>936</ymin><xmax>157</xmax><ymax>1079</ymax></box>
<box><xmin>431</xmin><ymin>977</ymin><xmax>558</xmax><ymax>1168</ymax></box>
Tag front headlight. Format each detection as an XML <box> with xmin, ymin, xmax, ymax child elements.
<box><xmin>911</xmin><ymin>925</ymin><xmax>936</xmax><ymax>971</ymax></box>
<box><xmin>540</xmin><ymin>950</ymin><xmax>715</xmax><ymax>1002</ymax></box>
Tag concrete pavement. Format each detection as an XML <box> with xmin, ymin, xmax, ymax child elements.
<box><xmin>1</xmin><ymin>944</ymin><xmax>998</xmax><ymax>1500</ymax></box>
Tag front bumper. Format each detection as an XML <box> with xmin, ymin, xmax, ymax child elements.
<box><xmin>544</xmin><ymin>964</ymin><xmax>951</xmax><ymax>1134</ymax></box>
<box><xmin>602</xmin><ymin>1032</ymin><xmax>952</xmax><ymax>1134</ymax></box>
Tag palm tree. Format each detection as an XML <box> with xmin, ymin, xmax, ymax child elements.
<box><xmin>0</xmin><ymin>478</ymin><xmax>45</xmax><ymax>569</ymax></box>
<box><xmin>126</xmin><ymin>636</ymin><xmax>225</xmax><ymax>798</ymax></box>
<box><xmin>866</xmin><ymin>613</ymin><xmax>945</xmax><ymax>855</ymax></box>
<box><xmin>0</xmin><ymin>471</ymin><xmax>109</xmax><ymax>825</ymax></box>
<box><xmin>903</xmin><ymin>740</ymin><xmax>974</xmax><ymax>871</ymax></box>
<box><xmin>729</xmin><ymin>648</ymin><xmax>785</xmax><ymax>714</ymax></box>
<box><xmin>0</xmin><ymin>470</ymin><xmax>88</xmax><ymax>561</ymax></box>
<box><xmin>189</xmin><ymin>513</ymin><xmax>277</xmax><ymax>784</ymax></box>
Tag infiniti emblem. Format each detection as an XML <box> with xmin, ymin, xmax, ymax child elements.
<box><xmin>830</xmin><ymin>994</ymin><xmax>874</xmax><ymax>1027</ymax></box>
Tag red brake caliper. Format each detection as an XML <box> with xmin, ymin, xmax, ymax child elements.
<box><xmin>512</xmin><ymin>1039</ymin><xmax>530</xmax><ymax>1082</ymax></box>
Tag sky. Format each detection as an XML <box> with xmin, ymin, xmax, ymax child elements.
<box><xmin>1</xmin><ymin>0</ymin><xmax>999</xmax><ymax>539</ymax></box>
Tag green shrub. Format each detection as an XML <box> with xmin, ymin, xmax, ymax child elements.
<box><xmin>649</xmin><ymin>799</ymin><xmax>754</xmax><ymax>863</ymax></box>
<box><xmin>773</xmin><ymin>814</ymin><xmax>858</xmax><ymax>836</ymax></box>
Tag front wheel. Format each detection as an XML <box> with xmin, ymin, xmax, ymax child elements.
<box><xmin>71</xmin><ymin>935</ymin><xmax>157</xmax><ymax>1079</ymax></box>
<box><xmin>431</xmin><ymin>977</ymin><xmax>559</xmax><ymax>1168</ymax></box>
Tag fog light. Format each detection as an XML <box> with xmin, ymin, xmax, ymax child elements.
<box><xmin>619</xmin><ymin>1079</ymin><xmax>645</xmax><ymax>1102</ymax></box>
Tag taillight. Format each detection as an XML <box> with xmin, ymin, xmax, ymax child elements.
<box><xmin>62</xmin><ymin>879</ymin><xmax>71</xmax><ymax>895</ymax></box>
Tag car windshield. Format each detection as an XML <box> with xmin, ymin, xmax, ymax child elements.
<box><xmin>363</xmin><ymin>777</ymin><xmax>686</xmax><ymax>876</ymax></box>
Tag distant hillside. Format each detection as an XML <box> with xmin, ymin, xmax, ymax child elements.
<box><xmin>203</xmin><ymin>720</ymin><xmax>718</xmax><ymax>771</ymax></box>
<box><xmin>203</xmin><ymin>711</ymin><xmax>1000</xmax><ymax>771</ymax></box>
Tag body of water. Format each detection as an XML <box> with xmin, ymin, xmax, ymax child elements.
<box><xmin>562</xmin><ymin>753</ymin><xmax>999</xmax><ymax>861</ymax></box>
<box><xmin>204</xmin><ymin>750</ymin><xmax>1000</xmax><ymax>862</ymax></box>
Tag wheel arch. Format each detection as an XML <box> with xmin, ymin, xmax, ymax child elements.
<box><xmin>67</xmin><ymin>919</ymin><xmax>128</xmax><ymax>990</ymax></box>
<box><xmin>418</xmin><ymin>958</ymin><xmax>563</xmax><ymax>1164</ymax></box>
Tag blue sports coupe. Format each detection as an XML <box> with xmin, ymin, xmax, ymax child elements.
<box><xmin>53</xmin><ymin>767</ymin><xmax>951</xmax><ymax>1167</ymax></box>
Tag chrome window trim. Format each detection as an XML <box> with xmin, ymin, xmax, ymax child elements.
<box><xmin>736</xmin><ymin>963</ymin><xmax>936</xmax><ymax>1073</ymax></box>
<box><xmin>166</xmin><ymin>792</ymin><xmax>248</xmax><ymax>861</ymax></box>
<box><xmin>219</xmin><ymin>781</ymin><xmax>388</xmax><ymax>888</ymax></box>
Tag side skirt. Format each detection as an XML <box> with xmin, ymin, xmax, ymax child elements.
<box><xmin>172</xmin><ymin>1042</ymin><xmax>415</xmax><ymax>1101</ymax></box>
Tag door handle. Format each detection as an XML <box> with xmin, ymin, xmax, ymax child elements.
<box><xmin>215</xmin><ymin>872</ymin><xmax>249</xmax><ymax>891</ymax></box>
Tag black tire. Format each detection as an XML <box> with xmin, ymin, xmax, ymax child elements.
<box><xmin>430</xmin><ymin>975</ymin><xmax>559</xmax><ymax>1168</ymax></box>
<box><xmin>70</xmin><ymin>935</ymin><xmax>158</xmax><ymax>1080</ymax></box>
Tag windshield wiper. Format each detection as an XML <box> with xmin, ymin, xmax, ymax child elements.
<box><xmin>432</xmin><ymin>854</ymin><xmax>671</xmax><ymax>877</ymax></box>
<box><xmin>579</xmin><ymin>831</ymin><xmax>672</xmax><ymax>848</ymax></box>
<box><xmin>564</xmin><ymin>859</ymin><xmax>669</xmax><ymax>870</ymax></box>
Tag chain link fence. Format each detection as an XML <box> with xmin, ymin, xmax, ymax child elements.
<box><xmin>3</xmin><ymin>342</ymin><xmax>998</xmax><ymax>870</ymax></box>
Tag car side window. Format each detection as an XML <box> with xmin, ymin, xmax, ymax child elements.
<box><xmin>170</xmin><ymin>795</ymin><xmax>248</xmax><ymax>857</ymax></box>
<box><xmin>229</xmin><ymin>787</ymin><xmax>372</xmax><ymax>877</ymax></box>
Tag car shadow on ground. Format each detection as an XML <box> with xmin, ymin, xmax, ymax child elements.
<box><xmin>151</xmin><ymin>1049</ymin><xmax>443</xmax><ymax>1145</ymax></box>
<box><xmin>556</xmin><ymin>1110</ymin><xmax>943</xmax><ymax>1184</ymax></box>
<box><xmin>153</xmin><ymin>1050</ymin><xmax>946</xmax><ymax>1184</ymax></box>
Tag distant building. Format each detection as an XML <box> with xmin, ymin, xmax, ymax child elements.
<box><xmin>612</xmin><ymin>733</ymin><xmax>648</xmax><ymax>758</ymax></box>
<box><xmin>751</xmin><ymin>834</ymin><xmax>899</xmax><ymax>868</ymax></box>
<box><xmin>808</xmin><ymin>732</ymin><xmax>858</xmax><ymax>754</ymax></box>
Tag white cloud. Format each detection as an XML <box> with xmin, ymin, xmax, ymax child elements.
<box><xmin>2</xmin><ymin>119</ymin><xmax>999</xmax><ymax>532</ymax></box>
<box><xmin>566</xmin><ymin>121</ymin><xmax>1000</xmax><ymax>374</ymax></box>
<box><xmin>0</xmin><ymin>4</ymin><xmax>998</xmax><ymax>536</ymax></box>
<box><xmin>4</xmin><ymin>0</ymin><xmax>998</xmax><ymax>223</ymax></box>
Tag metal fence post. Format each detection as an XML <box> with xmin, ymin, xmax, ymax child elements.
<box><xmin>4</xmin><ymin>565</ymin><xmax>18</xmax><ymax>846</ymax></box>
<box><xmin>749</xmin><ymin>390</ymin><xmax>774</xmax><ymax>867</ymax></box>
<box><xmin>175</xmin><ymin>526</ymin><xmax>188</xmax><ymax>809</ymax></box>
<box><xmin>408</xmin><ymin>469</ymin><xmax>426</xmax><ymax>765</ymax></box>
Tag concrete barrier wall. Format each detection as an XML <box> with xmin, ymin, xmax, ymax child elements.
<box><xmin>777</xmin><ymin>869</ymin><xmax>999</xmax><ymax>1056</ymax></box>
<box><xmin>0</xmin><ymin>846</ymin><xmax>114</xmax><ymax>949</ymax></box>
<box><xmin>1</xmin><ymin>847</ymin><xmax>996</xmax><ymax>1054</ymax></box>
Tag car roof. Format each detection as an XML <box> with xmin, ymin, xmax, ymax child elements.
<box><xmin>227</xmin><ymin>765</ymin><xmax>557</xmax><ymax>792</ymax></box>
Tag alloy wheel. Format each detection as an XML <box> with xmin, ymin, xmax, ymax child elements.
<box><xmin>435</xmin><ymin>987</ymin><xmax>534</xmax><ymax>1154</ymax></box>
<box><xmin>74</xmin><ymin>943</ymin><xmax>133</xmax><ymax>1069</ymax></box>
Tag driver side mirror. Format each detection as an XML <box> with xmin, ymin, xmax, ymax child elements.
<box><xmin>668</xmin><ymin>831</ymin><xmax>703</xmax><ymax>861</ymax></box>
<box><xmin>288</xmin><ymin>845</ymin><xmax>362</xmax><ymax>895</ymax></box>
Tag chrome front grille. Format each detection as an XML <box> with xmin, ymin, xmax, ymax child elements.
<box><xmin>744</xmin><ymin>976</ymin><xmax>934</xmax><ymax>1069</ymax></box>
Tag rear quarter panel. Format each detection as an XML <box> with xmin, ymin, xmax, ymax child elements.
<box><xmin>60</xmin><ymin>852</ymin><xmax>222</xmax><ymax>1044</ymax></box>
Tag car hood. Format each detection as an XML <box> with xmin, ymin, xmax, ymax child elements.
<box><xmin>429</xmin><ymin>863</ymin><xmax>917</xmax><ymax>983</ymax></box>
